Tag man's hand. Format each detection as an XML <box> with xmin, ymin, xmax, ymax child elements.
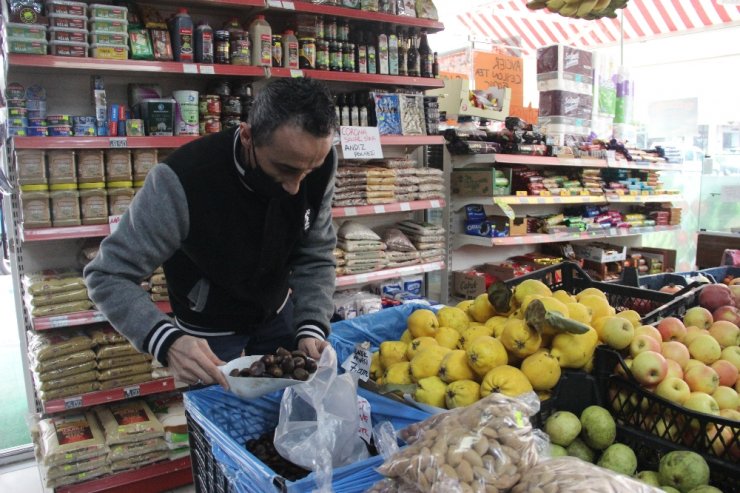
<box><xmin>297</xmin><ymin>337</ymin><xmax>330</xmax><ymax>359</ymax></box>
<box><xmin>167</xmin><ymin>335</ymin><xmax>230</xmax><ymax>390</ymax></box>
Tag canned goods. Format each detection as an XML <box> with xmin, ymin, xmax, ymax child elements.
<box><xmin>272</xmin><ymin>34</ymin><xmax>282</xmax><ymax>67</ymax></box>
<box><xmin>299</xmin><ymin>37</ymin><xmax>316</xmax><ymax>70</ymax></box>
<box><xmin>6</xmin><ymin>82</ymin><xmax>25</xmax><ymax>100</ymax></box>
<box><xmin>28</xmin><ymin>118</ymin><xmax>47</xmax><ymax>127</ymax></box>
<box><xmin>222</xmin><ymin>96</ymin><xmax>242</xmax><ymax>116</ymax></box>
<box><xmin>220</xmin><ymin>115</ymin><xmax>241</xmax><ymax>130</ymax></box>
<box><xmin>46</xmin><ymin>115</ymin><xmax>72</xmax><ymax>125</ymax></box>
<box><xmin>9</xmin><ymin>117</ymin><xmax>29</xmax><ymax>127</ymax></box>
<box><xmin>8</xmin><ymin>98</ymin><xmax>27</xmax><ymax>108</ymax></box>
<box><xmin>199</xmin><ymin>95</ymin><xmax>222</xmax><ymax>116</ymax></box>
<box><xmin>200</xmin><ymin>116</ymin><xmax>222</xmax><ymax>135</ymax></box>
<box><xmin>215</xmin><ymin>30</ymin><xmax>230</xmax><ymax>64</ymax></box>
<box><xmin>26</xmin><ymin>127</ymin><xmax>47</xmax><ymax>137</ymax></box>
<box><xmin>9</xmin><ymin>107</ymin><xmax>28</xmax><ymax>117</ymax></box>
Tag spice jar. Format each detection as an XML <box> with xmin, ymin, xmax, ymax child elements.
<box><xmin>78</xmin><ymin>183</ymin><xmax>108</xmax><ymax>225</ymax></box>
<box><xmin>50</xmin><ymin>184</ymin><xmax>81</xmax><ymax>227</ymax></box>
<box><xmin>107</xmin><ymin>181</ymin><xmax>135</xmax><ymax>216</ymax></box>
<box><xmin>20</xmin><ymin>184</ymin><xmax>51</xmax><ymax>229</ymax></box>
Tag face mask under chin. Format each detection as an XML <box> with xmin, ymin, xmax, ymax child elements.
<box><xmin>242</xmin><ymin>147</ymin><xmax>292</xmax><ymax>199</ymax></box>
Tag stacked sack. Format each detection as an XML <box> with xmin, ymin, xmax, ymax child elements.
<box><xmin>29</xmin><ymin>331</ymin><xmax>99</xmax><ymax>401</ymax></box>
<box><xmin>141</xmin><ymin>266</ymin><xmax>168</xmax><ymax>302</ymax></box>
<box><xmin>96</xmin><ymin>400</ymin><xmax>168</xmax><ymax>473</ymax></box>
<box><xmin>580</xmin><ymin>168</ymin><xmax>606</xmax><ymax>195</ymax></box>
<box><xmin>335</xmin><ymin>221</ymin><xmax>387</xmax><ymax>276</ymax></box>
<box><xmin>145</xmin><ymin>393</ymin><xmax>190</xmax><ymax>460</ymax></box>
<box><xmin>395</xmin><ymin>220</ymin><xmax>446</xmax><ymax>264</ymax></box>
<box><xmin>413</xmin><ymin>167</ymin><xmax>445</xmax><ymax>200</ymax></box>
<box><xmin>34</xmin><ymin>411</ymin><xmax>110</xmax><ymax>488</ymax></box>
<box><xmin>368</xmin><ymin>158</ymin><xmax>445</xmax><ymax>202</ymax></box>
<box><xmin>382</xmin><ymin>228</ymin><xmax>420</xmax><ymax>268</ymax></box>
<box><xmin>24</xmin><ymin>269</ymin><xmax>93</xmax><ymax>318</ymax></box>
<box><xmin>93</xmin><ymin>330</ymin><xmax>154</xmax><ymax>390</ymax></box>
<box><xmin>333</xmin><ymin>165</ymin><xmax>396</xmax><ymax>206</ymax></box>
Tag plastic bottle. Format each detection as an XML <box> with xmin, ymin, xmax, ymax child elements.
<box><xmin>169</xmin><ymin>8</ymin><xmax>194</xmax><ymax>62</ymax></box>
<box><xmin>195</xmin><ymin>21</ymin><xmax>213</xmax><ymax>63</ymax></box>
<box><xmin>388</xmin><ymin>28</ymin><xmax>399</xmax><ymax>76</ymax></box>
<box><xmin>366</xmin><ymin>32</ymin><xmax>377</xmax><ymax>74</ymax></box>
<box><xmin>249</xmin><ymin>15</ymin><xmax>272</xmax><ymax>67</ymax></box>
<box><xmin>377</xmin><ymin>30</ymin><xmax>389</xmax><ymax>75</ymax></box>
<box><xmin>283</xmin><ymin>30</ymin><xmax>299</xmax><ymax>69</ymax></box>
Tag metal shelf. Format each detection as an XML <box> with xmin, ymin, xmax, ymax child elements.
<box><xmin>43</xmin><ymin>378</ymin><xmax>177</xmax><ymax>414</ymax></box>
<box><xmin>452</xmin><ymin>225</ymin><xmax>681</xmax><ymax>248</ymax></box>
<box><xmin>605</xmin><ymin>194</ymin><xmax>683</xmax><ymax>203</ymax></box>
<box><xmin>336</xmin><ymin>261</ymin><xmax>445</xmax><ymax>287</ymax></box>
<box><xmin>32</xmin><ymin>302</ymin><xmax>172</xmax><ymax>330</ymax></box>
<box><xmin>13</xmin><ymin>136</ymin><xmax>199</xmax><ymax>150</ymax></box>
<box><xmin>270</xmin><ymin>67</ymin><xmax>444</xmax><ymax>88</ymax></box>
<box><xmin>22</xmin><ymin>224</ymin><xmax>111</xmax><ymax>241</ymax></box>
<box><xmin>332</xmin><ymin>199</ymin><xmax>444</xmax><ymax>218</ymax></box>
<box><xmin>55</xmin><ymin>456</ymin><xmax>191</xmax><ymax>493</ymax></box>
<box><xmin>451</xmin><ymin>154</ymin><xmax>608</xmax><ymax>168</ymax></box>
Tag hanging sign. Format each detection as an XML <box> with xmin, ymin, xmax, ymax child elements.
<box><xmin>340</xmin><ymin>126</ymin><xmax>383</xmax><ymax>160</ymax></box>
<box><xmin>473</xmin><ymin>51</ymin><xmax>523</xmax><ymax>108</ymax></box>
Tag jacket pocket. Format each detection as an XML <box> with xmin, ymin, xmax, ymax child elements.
<box><xmin>187</xmin><ymin>278</ymin><xmax>210</xmax><ymax>312</ymax></box>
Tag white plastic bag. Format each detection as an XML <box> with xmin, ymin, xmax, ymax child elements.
<box><xmin>273</xmin><ymin>347</ymin><xmax>370</xmax><ymax>491</ymax></box>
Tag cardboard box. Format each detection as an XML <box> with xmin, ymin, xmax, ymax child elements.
<box><xmin>427</xmin><ymin>78</ymin><xmax>511</xmax><ymax>121</ymax></box>
<box><xmin>536</xmin><ymin>44</ymin><xmax>593</xmax><ymax>95</ymax></box>
<box><xmin>451</xmin><ymin>168</ymin><xmax>512</xmax><ymax>196</ymax></box>
<box><xmin>572</xmin><ymin>243</ymin><xmax>627</xmax><ymax>263</ymax></box>
<box><xmin>452</xmin><ymin>270</ymin><xmax>487</xmax><ymax>298</ymax></box>
<box><xmin>538</xmin><ymin>90</ymin><xmax>593</xmax><ymax>120</ymax></box>
<box><xmin>629</xmin><ymin>247</ymin><xmax>676</xmax><ymax>272</ymax></box>
<box><xmin>139</xmin><ymin>98</ymin><xmax>175</xmax><ymax>136</ymax></box>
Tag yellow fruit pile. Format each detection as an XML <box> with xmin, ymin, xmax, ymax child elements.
<box><xmin>369</xmin><ymin>280</ymin><xmax>630</xmax><ymax>409</ymax></box>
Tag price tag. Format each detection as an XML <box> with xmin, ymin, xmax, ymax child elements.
<box><xmin>340</xmin><ymin>126</ymin><xmax>383</xmax><ymax>160</ymax></box>
<box><xmin>64</xmin><ymin>396</ymin><xmax>83</xmax><ymax>410</ymax></box>
<box><xmin>182</xmin><ymin>64</ymin><xmax>198</xmax><ymax>74</ymax></box>
<box><xmin>109</xmin><ymin>137</ymin><xmax>127</xmax><ymax>148</ymax></box>
<box><xmin>540</xmin><ymin>190</ymin><xmax>551</xmax><ymax>197</ymax></box>
<box><xmin>515</xmin><ymin>191</ymin><xmax>528</xmax><ymax>197</ymax></box>
<box><xmin>341</xmin><ymin>342</ymin><xmax>371</xmax><ymax>381</ymax></box>
<box><xmin>357</xmin><ymin>396</ymin><xmax>372</xmax><ymax>443</ymax></box>
<box><xmin>290</xmin><ymin>69</ymin><xmax>304</xmax><ymax>78</ymax></box>
<box><xmin>580</xmin><ymin>190</ymin><xmax>590</xmax><ymax>196</ymax></box>
<box><xmin>108</xmin><ymin>215</ymin><xmax>122</xmax><ymax>234</ymax></box>
<box><xmin>282</xmin><ymin>0</ymin><xmax>295</xmax><ymax>8</ymax></box>
<box><xmin>493</xmin><ymin>198</ymin><xmax>516</xmax><ymax>220</ymax></box>
<box><xmin>199</xmin><ymin>65</ymin><xmax>215</xmax><ymax>75</ymax></box>
<box><xmin>630</xmin><ymin>190</ymin><xmax>640</xmax><ymax>196</ymax></box>
<box><xmin>642</xmin><ymin>190</ymin><xmax>650</xmax><ymax>196</ymax></box>
<box><xmin>123</xmin><ymin>385</ymin><xmax>141</xmax><ymax>399</ymax></box>
<box><xmin>48</xmin><ymin>316</ymin><xmax>70</xmax><ymax>328</ymax></box>
<box><xmin>560</xmin><ymin>190</ymin><xmax>570</xmax><ymax>197</ymax></box>
<box><xmin>267</xmin><ymin>0</ymin><xmax>283</xmax><ymax>6</ymax></box>
<box><xmin>616</xmin><ymin>189</ymin><xmax>625</xmax><ymax>195</ymax></box>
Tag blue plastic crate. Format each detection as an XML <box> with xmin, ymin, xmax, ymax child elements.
<box><xmin>699</xmin><ymin>266</ymin><xmax>740</xmax><ymax>284</ymax></box>
<box><xmin>635</xmin><ymin>271</ymin><xmax>713</xmax><ymax>291</ymax></box>
<box><xmin>184</xmin><ymin>384</ymin><xmax>429</xmax><ymax>493</ymax></box>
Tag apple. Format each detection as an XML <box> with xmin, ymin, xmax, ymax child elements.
<box><xmin>712</xmin><ymin>386</ymin><xmax>739</xmax><ymax>410</ymax></box>
<box><xmin>710</xmin><ymin>359</ymin><xmax>739</xmax><ymax>387</ymax></box>
<box><xmin>683</xmin><ymin>306</ymin><xmax>713</xmax><ymax>330</ymax></box>
<box><xmin>699</xmin><ymin>283</ymin><xmax>736</xmax><ymax>312</ymax></box>
<box><xmin>661</xmin><ymin>341</ymin><xmax>690</xmax><ymax>369</ymax></box>
<box><xmin>683</xmin><ymin>392</ymin><xmax>720</xmax><ymax>425</ymax></box>
<box><xmin>631</xmin><ymin>351</ymin><xmax>668</xmax><ymax>386</ymax></box>
<box><xmin>688</xmin><ymin>334</ymin><xmax>722</xmax><ymax>364</ymax></box>
<box><xmin>712</xmin><ymin>306</ymin><xmax>740</xmax><ymax>328</ymax></box>
<box><xmin>684</xmin><ymin>326</ymin><xmax>710</xmax><ymax>346</ymax></box>
<box><xmin>665</xmin><ymin>359</ymin><xmax>684</xmax><ymax>380</ymax></box>
<box><xmin>656</xmin><ymin>376</ymin><xmax>691</xmax><ymax>404</ymax></box>
<box><xmin>685</xmin><ymin>359</ymin><xmax>706</xmax><ymax>371</ymax></box>
<box><xmin>720</xmin><ymin>408</ymin><xmax>740</xmax><ymax>420</ymax></box>
<box><xmin>614</xmin><ymin>357</ymin><xmax>632</xmax><ymax>378</ymax></box>
<box><xmin>601</xmin><ymin>317</ymin><xmax>635</xmax><ymax>350</ymax></box>
<box><xmin>634</xmin><ymin>325</ymin><xmax>662</xmax><ymax>343</ymax></box>
<box><xmin>657</xmin><ymin>317</ymin><xmax>688</xmax><ymax>342</ymax></box>
<box><xmin>630</xmin><ymin>334</ymin><xmax>662</xmax><ymax>358</ymax></box>
<box><xmin>729</xmin><ymin>284</ymin><xmax>740</xmax><ymax>306</ymax></box>
<box><xmin>684</xmin><ymin>364</ymin><xmax>720</xmax><ymax>394</ymax></box>
<box><xmin>721</xmin><ymin>345</ymin><xmax>740</xmax><ymax>370</ymax></box>
<box><xmin>707</xmin><ymin>421</ymin><xmax>740</xmax><ymax>459</ymax></box>
<box><xmin>654</xmin><ymin>417</ymin><xmax>682</xmax><ymax>441</ymax></box>
<box><xmin>708</xmin><ymin>320</ymin><xmax>740</xmax><ymax>348</ymax></box>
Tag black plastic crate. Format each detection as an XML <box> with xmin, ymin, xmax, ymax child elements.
<box><xmin>504</xmin><ymin>262</ymin><xmax>700</xmax><ymax>324</ymax></box>
<box><xmin>533</xmin><ymin>370</ymin><xmax>602</xmax><ymax>428</ymax></box>
<box><xmin>187</xmin><ymin>411</ymin><xmax>233</xmax><ymax>493</ymax></box>
<box><xmin>595</xmin><ymin>346</ymin><xmax>739</xmax><ymax>489</ymax></box>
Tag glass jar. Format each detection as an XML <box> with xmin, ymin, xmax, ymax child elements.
<box><xmin>316</xmin><ymin>39</ymin><xmax>329</xmax><ymax>70</ymax></box>
<box><xmin>230</xmin><ymin>32</ymin><xmax>251</xmax><ymax>65</ymax></box>
<box><xmin>20</xmin><ymin>184</ymin><xmax>51</xmax><ymax>229</ymax></box>
<box><xmin>299</xmin><ymin>37</ymin><xmax>316</xmax><ymax>69</ymax></box>
<box><xmin>49</xmin><ymin>184</ymin><xmax>81</xmax><ymax>227</ymax></box>
<box><xmin>107</xmin><ymin>181</ymin><xmax>135</xmax><ymax>216</ymax></box>
<box><xmin>78</xmin><ymin>183</ymin><xmax>108</xmax><ymax>225</ymax></box>
<box><xmin>272</xmin><ymin>34</ymin><xmax>282</xmax><ymax>67</ymax></box>
<box><xmin>214</xmin><ymin>30</ymin><xmax>230</xmax><ymax>64</ymax></box>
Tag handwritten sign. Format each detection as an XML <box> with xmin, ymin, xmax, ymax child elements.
<box><xmin>340</xmin><ymin>126</ymin><xmax>383</xmax><ymax>160</ymax></box>
<box><xmin>473</xmin><ymin>51</ymin><xmax>523</xmax><ymax>108</ymax></box>
<box><xmin>108</xmin><ymin>215</ymin><xmax>122</xmax><ymax>234</ymax></box>
<box><xmin>342</xmin><ymin>342</ymin><xmax>371</xmax><ymax>381</ymax></box>
<box><xmin>357</xmin><ymin>396</ymin><xmax>372</xmax><ymax>443</ymax></box>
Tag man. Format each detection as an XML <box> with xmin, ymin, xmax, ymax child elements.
<box><xmin>85</xmin><ymin>78</ymin><xmax>338</xmax><ymax>388</ymax></box>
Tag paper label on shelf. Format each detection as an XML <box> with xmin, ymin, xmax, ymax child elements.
<box><xmin>182</xmin><ymin>64</ymin><xmax>198</xmax><ymax>74</ymax></box>
<box><xmin>400</xmin><ymin>202</ymin><xmax>412</xmax><ymax>211</ymax></box>
<box><xmin>642</xmin><ymin>190</ymin><xmax>650</xmax><ymax>196</ymax></box>
<box><xmin>199</xmin><ymin>65</ymin><xmax>215</xmax><ymax>75</ymax></box>
<box><xmin>630</xmin><ymin>190</ymin><xmax>640</xmax><ymax>196</ymax></box>
<box><xmin>615</xmin><ymin>189</ymin><xmax>625</xmax><ymax>195</ymax></box>
<box><xmin>606</xmin><ymin>150</ymin><xmax>617</xmax><ymax>167</ymax></box>
<box><xmin>282</xmin><ymin>1</ymin><xmax>295</xmax><ymax>9</ymax></box>
<box><xmin>64</xmin><ymin>396</ymin><xmax>83</xmax><ymax>410</ymax></box>
<box><xmin>493</xmin><ymin>198</ymin><xmax>516</xmax><ymax>220</ymax></box>
<box><xmin>109</xmin><ymin>137</ymin><xmax>127</xmax><ymax>148</ymax></box>
<box><xmin>48</xmin><ymin>316</ymin><xmax>70</xmax><ymax>328</ymax></box>
<box><xmin>342</xmin><ymin>342</ymin><xmax>371</xmax><ymax>381</ymax></box>
<box><xmin>290</xmin><ymin>69</ymin><xmax>304</xmax><ymax>78</ymax></box>
<box><xmin>580</xmin><ymin>191</ymin><xmax>590</xmax><ymax>196</ymax></box>
<box><xmin>357</xmin><ymin>396</ymin><xmax>371</xmax><ymax>443</ymax></box>
<box><xmin>340</xmin><ymin>126</ymin><xmax>383</xmax><ymax>160</ymax></box>
<box><xmin>108</xmin><ymin>215</ymin><xmax>122</xmax><ymax>234</ymax></box>
<box><xmin>560</xmin><ymin>190</ymin><xmax>570</xmax><ymax>197</ymax></box>
<box><xmin>540</xmin><ymin>191</ymin><xmax>551</xmax><ymax>196</ymax></box>
<box><xmin>516</xmin><ymin>191</ymin><xmax>528</xmax><ymax>197</ymax></box>
<box><xmin>430</xmin><ymin>200</ymin><xmax>441</xmax><ymax>209</ymax></box>
<box><xmin>123</xmin><ymin>385</ymin><xmax>141</xmax><ymax>399</ymax></box>
<box><xmin>267</xmin><ymin>0</ymin><xmax>283</xmax><ymax>7</ymax></box>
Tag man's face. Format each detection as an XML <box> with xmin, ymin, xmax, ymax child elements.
<box><xmin>239</xmin><ymin>122</ymin><xmax>334</xmax><ymax>195</ymax></box>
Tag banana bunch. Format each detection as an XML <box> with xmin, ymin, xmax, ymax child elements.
<box><xmin>527</xmin><ymin>0</ymin><xmax>629</xmax><ymax>20</ymax></box>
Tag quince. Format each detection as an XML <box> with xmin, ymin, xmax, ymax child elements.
<box><xmin>466</xmin><ymin>335</ymin><xmax>508</xmax><ymax>377</ymax></box>
<box><xmin>521</xmin><ymin>349</ymin><xmax>561</xmax><ymax>391</ymax></box>
<box><xmin>513</xmin><ymin>279</ymin><xmax>553</xmax><ymax>305</ymax></box>
<box><xmin>445</xmin><ymin>380</ymin><xmax>481</xmax><ymax>409</ymax></box>
<box><xmin>500</xmin><ymin>318</ymin><xmax>542</xmax><ymax>359</ymax></box>
<box><xmin>455</xmin><ymin>300</ymin><xmax>475</xmax><ymax>321</ymax></box>
<box><xmin>400</xmin><ymin>329</ymin><xmax>413</xmax><ymax>344</ymax></box>
<box><xmin>379</xmin><ymin>341</ymin><xmax>408</xmax><ymax>369</ymax></box>
<box><xmin>566</xmin><ymin>302</ymin><xmax>592</xmax><ymax>324</ymax></box>
<box><xmin>469</xmin><ymin>293</ymin><xmax>496</xmax><ymax>323</ymax></box>
<box><xmin>458</xmin><ymin>325</ymin><xmax>493</xmax><ymax>351</ymax></box>
<box><xmin>485</xmin><ymin>316</ymin><xmax>509</xmax><ymax>338</ymax></box>
<box><xmin>406</xmin><ymin>308</ymin><xmax>439</xmax><ymax>338</ymax></box>
<box><xmin>579</xmin><ymin>295</ymin><xmax>615</xmax><ymax>320</ymax></box>
<box><xmin>435</xmin><ymin>326</ymin><xmax>462</xmax><ymax>349</ymax></box>
<box><xmin>616</xmin><ymin>309</ymin><xmax>641</xmax><ymax>328</ymax></box>
<box><xmin>481</xmin><ymin>365</ymin><xmax>533</xmax><ymax>397</ymax></box>
<box><xmin>409</xmin><ymin>345</ymin><xmax>451</xmax><ymax>382</ymax></box>
<box><xmin>414</xmin><ymin>376</ymin><xmax>447</xmax><ymax>408</ymax></box>
<box><xmin>406</xmin><ymin>336</ymin><xmax>438</xmax><ymax>360</ymax></box>
<box><xmin>576</xmin><ymin>287</ymin><xmax>607</xmax><ymax>301</ymax></box>
<box><xmin>369</xmin><ymin>351</ymin><xmax>382</xmax><ymax>380</ymax></box>
<box><xmin>383</xmin><ymin>361</ymin><xmax>412</xmax><ymax>385</ymax></box>
<box><xmin>550</xmin><ymin>326</ymin><xmax>599</xmax><ymax>368</ymax></box>
<box><xmin>553</xmin><ymin>290</ymin><xmax>577</xmax><ymax>304</ymax></box>
<box><xmin>439</xmin><ymin>349</ymin><xmax>476</xmax><ymax>383</ymax></box>
<box><xmin>436</xmin><ymin>306</ymin><xmax>469</xmax><ymax>332</ymax></box>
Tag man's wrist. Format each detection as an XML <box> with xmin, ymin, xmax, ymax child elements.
<box><xmin>143</xmin><ymin>321</ymin><xmax>186</xmax><ymax>365</ymax></box>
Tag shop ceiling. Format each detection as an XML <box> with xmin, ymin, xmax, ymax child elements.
<box><xmin>454</xmin><ymin>0</ymin><xmax>740</xmax><ymax>53</ymax></box>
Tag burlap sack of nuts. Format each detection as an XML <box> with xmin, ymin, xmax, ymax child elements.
<box><xmin>374</xmin><ymin>392</ymin><xmax>543</xmax><ymax>493</ymax></box>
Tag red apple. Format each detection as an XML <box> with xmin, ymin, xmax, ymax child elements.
<box><xmin>684</xmin><ymin>364</ymin><xmax>720</xmax><ymax>394</ymax></box>
<box><xmin>630</xmin><ymin>334</ymin><xmax>662</xmax><ymax>358</ymax></box>
<box><xmin>657</xmin><ymin>317</ymin><xmax>687</xmax><ymax>342</ymax></box>
<box><xmin>699</xmin><ymin>284</ymin><xmax>736</xmax><ymax>312</ymax></box>
<box><xmin>707</xmin><ymin>421</ymin><xmax>740</xmax><ymax>459</ymax></box>
<box><xmin>689</xmin><ymin>334</ymin><xmax>722</xmax><ymax>364</ymax></box>
<box><xmin>720</xmin><ymin>408</ymin><xmax>740</xmax><ymax>420</ymax></box>
<box><xmin>615</xmin><ymin>357</ymin><xmax>633</xmax><ymax>378</ymax></box>
<box><xmin>661</xmin><ymin>341</ymin><xmax>690</xmax><ymax>369</ymax></box>
<box><xmin>660</xmin><ymin>284</ymin><xmax>682</xmax><ymax>294</ymax></box>
<box><xmin>712</xmin><ymin>386</ymin><xmax>739</xmax><ymax>410</ymax></box>
<box><xmin>721</xmin><ymin>346</ymin><xmax>740</xmax><ymax>370</ymax></box>
<box><xmin>683</xmin><ymin>306</ymin><xmax>714</xmax><ymax>330</ymax></box>
<box><xmin>684</xmin><ymin>326</ymin><xmax>710</xmax><ymax>346</ymax></box>
<box><xmin>631</xmin><ymin>350</ymin><xmax>668</xmax><ymax>386</ymax></box>
<box><xmin>708</xmin><ymin>320</ymin><xmax>740</xmax><ymax>348</ymax></box>
<box><xmin>665</xmin><ymin>359</ymin><xmax>684</xmax><ymax>380</ymax></box>
<box><xmin>712</xmin><ymin>306</ymin><xmax>740</xmax><ymax>327</ymax></box>
<box><xmin>729</xmin><ymin>284</ymin><xmax>740</xmax><ymax>306</ymax></box>
<box><xmin>655</xmin><ymin>376</ymin><xmax>691</xmax><ymax>404</ymax></box>
<box><xmin>711</xmin><ymin>359</ymin><xmax>739</xmax><ymax>387</ymax></box>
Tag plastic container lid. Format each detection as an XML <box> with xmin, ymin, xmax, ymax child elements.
<box><xmin>21</xmin><ymin>184</ymin><xmax>50</xmax><ymax>192</ymax></box>
<box><xmin>133</xmin><ymin>180</ymin><xmax>146</xmax><ymax>188</ymax></box>
<box><xmin>8</xmin><ymin>37</ymin><xmax>49</xmax><ymax>45</ymax></box>
<box><xmin>48</xmin><ymin>12</ymin><xmax>87</xmax><ymax>19</ymax></box>
<box><xmin>89</xmin><ymin>3</ymin><xmax>128</xmax><ymax>10</ymax></box>
<box><xmin>49</xmin><ymin>40</ymin><xmax>89</xmax><ymax>47</ymax></box>
<box><xmin>48</xmin><ymin>27</ymin><xmax>88</xmax><ymax>34</ymax></box>
<box><xmin>90</xmin><ymin>43</ymin><xmax>129</xmax><ymax>50</ymax></box>
<box><xmin>107</xmin><ymin>181</ymin><xmax>134</xmax><ymax>188</ymax></box>
<box><xmin>88</xmin><ymin>17</ymin><xmax>129</xmax><ymax>25</ymax></box>
<box><xmin>78</xmin><ymin>182</ymin><xmax>106</xmax><ymax>189</ymax></box>
<box><xmin>50</xmin><ymin>183</ymin><xmax>79</xmax><ymax>191</ymax></box>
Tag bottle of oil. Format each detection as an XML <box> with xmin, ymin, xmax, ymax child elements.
<box><xmin>249</xmin><ymin>15</ymin><xmax>272</xmax><ymax>67</ymax></box>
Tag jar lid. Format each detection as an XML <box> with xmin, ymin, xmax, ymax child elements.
<box><xmin>20</xmin><ymin>184</ymin><xmax>49</xmax><ymax>192</ymax></box>
<box><xmin>78</xmin><ymin>182</ymin><xmax>106</xmax><ymax>189</ymax></box>
<box><xmin>133</xmin><ymin>180</ymin><xmax>145</xmax><ymax>187</ymax></box>
<box><xmin>49</xmin><ymin>183</ymin><xmax>79</xmax><ymax>191</ymax></box>
<box><xmin>107</xmin><ymin>181</ymin><xmax>134</xmax><ymax>188</ymax></box>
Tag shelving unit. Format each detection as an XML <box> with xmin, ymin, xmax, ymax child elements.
<box><xmin>32</xmin><ymin>302</ymin><xmax>172</xmax><ymax>330</ymax></box>
<box><xmin>336</xmin><ymin>261</ymin><xmax>445</xmax><ymax>287</ymax></box>
<box><xmin>55</xmin><ymin>457</ymin><xmax>192</xmax><ymax>493</ymax></box>
<box><xmin>43</xmin><ymin>378</ymin><xmax>177</xmax><ymax>414</ymax></box>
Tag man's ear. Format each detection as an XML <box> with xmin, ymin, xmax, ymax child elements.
<box><xmin>238</xmin><ymin>122</ymin><xmax>252</xmax><ymax>149</ymax></box>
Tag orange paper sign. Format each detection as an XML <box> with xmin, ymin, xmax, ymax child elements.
<box><xmin>473</xmin><ymin>51</ymin><xmax>523</xmax><ymax>108</ymax></box>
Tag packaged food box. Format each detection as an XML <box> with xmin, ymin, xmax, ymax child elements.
<box><xmin>28</xmin><ymin>127</ymin><xmax>49</xmax><ymax>136</ymax></box>
<box><xmin>9</xmin><ymin>117</ymin><xmax>30</xmax><ymax>127</ymax></box>
<box><xmin>49</xmin><ymin>40</ymin><xmax>88</xmax><ymax>57</ymax></box>
<box><xmin>45</xmin><ymin>0</ymin><xmax>87</xmax><ymax>17</ymax></box>
<box><xmin>88</xmin><ymin>3</ymin><xmax>128</xmax><ymax>20</ymax></box>
<box><xmin>451</xmin><ymin>168</ymin><xmax>512</xmax><ymax>196</ymax></box>
<box><xmin>90</xmin><ymin>43</ymin><xmax>129</xmax><ymax>60</ymax></box>
<box><xmin>538</xmin><ymin>90</ymin><xmax>593</xmax><ymax>120</ymax></box>
<box><xmin>537</xmin><ymin>44</ymin><xmax>594</xmax><ymax>95</ymax></box>
<box><xmin>89</xmin><ymin>32</ymin><xmax>128</xmax><ymax>46</ymax></box>
<box><xmin>48</xmin><ymin>125</ymin><xmax>74</xmax><ymax>137</ymax></box>
<box><xmin>9</xmin><ymin>128</ymin><xmax>29</xmax><ymax>137</ymax></box>
<box><xmin>9</xmin><ymin>107</ymin><xmax>29</xmax><ymax>117</ymax></box>
<box><xmin>46</xmin><ymin>115</ymin><xmax>72</xmax><ymax>125</ymax></box>
<box><xmin>139</xmin><ymin>99</ymin><xmax>175</xmax><ymax>136</ymax></box>
<box><xmin>16</xmin><ymin>149</ymin><xmax>47</xmax><ymax>185</ymax></box>
<box><xmin>48</xmin><ymin>27</ymin><xmax>87</xmax><ymax>43</ymax></box>
<box><xmin>6</xmin><ymin>23</ymin><xmax>46</xmax><ymax>40</ymax></box>
<box><xmin>8</xmin><ymin>38</ymin><xmax>48</xmax><ymax>55</ymax></box>
<box><xmin>88</xmin><ymin>18</ymin><xmax>128</xmax><ymax>33</ymax></box>
<box><xmin>48</xmin><ymin>13</ymin><xmax>87</xmax><ymax>30</ymax></box>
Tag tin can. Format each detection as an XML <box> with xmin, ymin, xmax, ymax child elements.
<box><xmin>299</xmin><ymin>37</ymin><xmax>316</xmax><ymax>69</ymax></box>
<box><xmin>214</xmin><ymin>30</ymin><xmax>230</xmax><ymax>64</ymax></box>
<box><xmin>222</xmin><ymin>96</ymin><xmax>242</xmax><ymax>116</ymax></box>
<box><xmin>199</xmin><ymin>95</ymin><xmax>221</xmax><ymax>116</ymax></box>
<box><xmin>272</xmin><ymin>34</ymin><xmax>282</xmax><ymax>67</ymax></box>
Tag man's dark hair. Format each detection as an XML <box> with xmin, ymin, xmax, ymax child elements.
<box><xmin>248</xmin><ymin>78</ymin><xmax>337</xmax><ymax>146</ymax></box>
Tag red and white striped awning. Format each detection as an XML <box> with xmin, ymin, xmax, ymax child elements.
<box><xmin>457</xmin><ymin>0</ymin><xmax>740</xmax><ymax>52</ymax></box>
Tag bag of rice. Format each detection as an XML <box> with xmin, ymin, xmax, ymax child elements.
<box><xmin>96</xmin><ymin>353</ymin><xmax>152</xmax><ymax>370</ymax></box>
<box><xmin>35</xmin><ymin>412</ymin><xmax>108</xmax><ymax>467</ymax></box>
<box><xmin>28</xmin><ymin>331</ymin><xmax>94</xmax><ymax>362</ymax></box>
<box><xmin>95</xmin><ymin>400</ymin><xmax>164</xmax><ymax>445</ymax></box>
<box><xmin>87</xmin><ymin>325</ymin><xmax>127</xmax><ymax>346</ymax></box>
<box><xmin>96</xmin><ymin>343</ymin><xmax>140</xmax><ymax>359</ymax></box>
